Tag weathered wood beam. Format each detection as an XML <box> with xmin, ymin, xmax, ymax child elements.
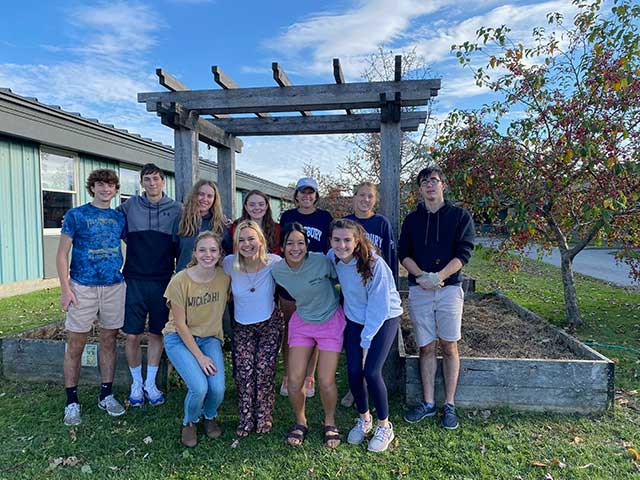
<box><xmin>157</xmin><ymin>102</ymin><xmax>242</xmax><ymax>153</ymax></box>
<box><xmin>139</xmin><ymin>78</ymin><xmax>440</xmax><ymax>115</ymax></box>
<box><xmin>332</xmin><ymin>58</ymin><xmax>352</xmax><ymax>115</ymax></box>
<box><xmin>217</xmin><ymin>147</ymin><xmax>236</xmax><ymax>220</ymax></box>
<box><xmin>209</xmin><ymin>111</ymin><xmax>427</xmax><ymax>136</ymax></box>
<box><xmin>272</xmin><ymin>62</ymin><xmax>311</xmax><ymax>117</ymax></box>
<box><xmin>211</xmin><ymin>65</ymin><xmax>270</xmax><ymax>119</ymax></box>
<box><xmin>174</xmin><ymin>127</ymin><xmax>199</xmax><ymax>203</ymax></box>
<box><xmin>156</xmin><ymin>68</ymin><xmax>228</xmax><ymax>119</ymax></box>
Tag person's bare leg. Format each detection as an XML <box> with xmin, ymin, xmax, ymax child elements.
<box><xmin>279</xmin><ymin>297</ymin><xmax>296</xmax><ymax>389</ymax></box>
<box><xmin>147</xmin><ymin>332</ymin><xmax>164</xmax><ymax>367</ymax></box>
<box><xmin>64</xmin><ymin>332</ymin><xmax>89</xmax><ymax>387</ymax></box>
<box><xmin>305</xmin><ymin>348</ymin><xmax>319</xmax><ymax>395</ymax></box>
<box><xmin>439</xmin><ymin>339</ymin><xmax>460</xmax><ymax>404</ymax></box>
<box><xmin>286</xmin><ymin>346</ymin><xmax>314</xmax><ymax>445</ymax></box>
<box><xmin>125</xmin><ymin>333</ymin><xmax>142</xmax><ymax>368</ymax></box>
<box><xmin>317</xmin><ymin>350</ymin><xmax>340</xmax><ymax>447</ymax></box>
<box><xmin>98</xmin><ymin>328</ymin><xmax>118</xmax><ymax>383</ymax></box>
<box><xmin>419</xmin><ymin>340</ymin><xmax>437</xmax><ymax>404</ymax></box>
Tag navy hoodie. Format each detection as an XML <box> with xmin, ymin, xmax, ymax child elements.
<box><xmin>398</xmin><ymin>201</ymin><xmax>475</xmax><ymax>286</ymax></box>
<box><xmin>118</xmin><ymin>193</ymin><xmax>182</xmax><ymax>281</ymax></box>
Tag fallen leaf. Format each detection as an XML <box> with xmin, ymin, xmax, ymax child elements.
<box><xmin>531</xmin><ymin>461</ymin><xmax>548</xmax><ymax>467</ymax></box>
<box><xmin>124</xmin><ymin>448</ymin><xmax>136</xmax><ymax>456</ymax></box>
<box><xmin>143</xmin><ymin>453</ymin><xmax>150</xmax><ymax>459</ymax></box>
<box><xmin>80</xmin><ymin>465</ymin><xmax>92</xmax><ymax>474</ymax></box>
<box><xmin>68</xmin><ymin>428</ymin><xmax>77</xmax><ymax>443</ymax></box>
<box><xmin>231</xmin><ymin>439</ymin><xmax>239</xmax><ymax>449</ymax></box>
<box><xmin>63</xmin><ymin>456</ymin><xmax>80</xmax><ymax>466</ymax></box>
<box><xmin>143</xmin><ymin>436</ymin><xmax>152</xmax><ymax>445</ymax></box>
<box><xmin>551</xmin><ymin>458</ymin><xmax>567</xmax><ymax>469</ymax></box>
<box><xmin>46</xmin><ymin>457</ymin><xmax>64</xmax><ymax>472</ymax></box>
<box><xmin>477</xmin><ymin>443</ymin><xmax>487</xmax><ymax>455</ymax></box>
<box><xmin>629</xmin><ymin>448</ymin><xmax>640</xmax><ymax>461</ymax></box>
<box><xmin>108</xmin><ymin>466</ymin><xmax>119</xmax><ymax>471</ymax></box>
<box><xmin>627</xmin><ymin>390</ymin><xmax>638</xmax><ymax>396</ymax></box>
<box><xmin>578</xmin><ymin>463</ymin><xmax>594</xmax><ymax>469</ymax></box>
<box><xmin>480</xmin><ymin>410</ymin><xmax>492</xmax><ymax>419</ymax></box>
<box><xmin>495</xmin><ymin>423</ymin><xmax>505</xmax><ymax>430</ymax></box>
<box><xmin>572</xmin><ymin>436</ymin><xmax>584</xmax><ymax>444</ymax></box>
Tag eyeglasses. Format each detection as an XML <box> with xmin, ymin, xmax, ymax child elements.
<box><xmin>420</xmin><ymin>178</ymin><xmax>442</xmax><ymax>186</ymax></box>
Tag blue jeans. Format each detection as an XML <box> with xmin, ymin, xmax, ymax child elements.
<box><xmin>164</xmin><ymin>333</ymin><xmax>226</xmax><ymax>426</ymax></box>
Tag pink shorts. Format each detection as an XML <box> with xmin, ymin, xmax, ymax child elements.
<box><xmin>288</xmin><ymin>305</ymin><xmax>346</xmax><ymax>353</ymax></box>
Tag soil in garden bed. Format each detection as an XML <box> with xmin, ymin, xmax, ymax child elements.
<box><xmin>401</xmin><ymin>295</ymin><xmax>580</xmax><ymax>359</ymax></box>
<box><xmin>19</xmin><ymin>322</ymin><xmax>149</xmax><ymax>344</ymax></box>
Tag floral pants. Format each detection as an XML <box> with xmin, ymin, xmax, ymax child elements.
<box><xmin>232</xmin><ymin>309</ymin><xmax>284</xmax><ymax>434</ymax></box>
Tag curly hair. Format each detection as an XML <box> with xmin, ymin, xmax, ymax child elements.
<box><xmin>178</xmin><ymin>180</ymin><xmax>225</xmax><ymax>237</ymax></box>
<box><xmin>329</xmin><ymin>218</ymin><xmax>376</xmax><ymax>285</ymax></box>
<box><xmin>238</xmin><ymin>190</ymin><xmax>279</xmax><ymax>253</ymax></box>
<box><xmin>85</xmin><ymin>169</ymin><xmax>120</xmax><ymax>196</ymax></box>
<box><xmin>185</xmin><ymin>230</ymin><xmax>223</xmax><ymax>269</ymax></box>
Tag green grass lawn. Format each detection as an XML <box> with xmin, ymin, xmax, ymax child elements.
<box><xmin>0</xmin><ymin>253</ymin><xmax>639</xmax><ymax>479</ymax></box>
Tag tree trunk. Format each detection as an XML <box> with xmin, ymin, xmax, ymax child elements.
<box><xmin>559</xmin><ymin>249</ymin><xmax>583</xmax><ymax>328</ymax></box>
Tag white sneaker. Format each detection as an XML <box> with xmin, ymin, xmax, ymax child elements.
<box><xmin>347</xmin><ymin>416</ymin><xmax>373</xmax><ymax>445</ymax></box>
<box><xmin>144</xmin><ymin>383</ymin><xmax>165</xmax><ymax>406</ymax></box>
<box><xmin>64</xmin><ymin>402</ymin><xmax>81</xmax><ymax>426</ymax></box>
<box><xmin>98</xmin><ymin>395</ymin><xmax>126</xmax><ymax>417</ymax></box>
<box><xmin>128</xmin><ymin>383</ymin><xmax>144</xmax><ymax>407</ymax></box>
<box><xmin>368</xmin><ymin>422</ymin><xmax>395</xmax><ymax>453</ymax></box>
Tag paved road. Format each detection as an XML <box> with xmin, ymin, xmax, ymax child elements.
<box><xmin>475</xmin><ymin>237</ymin><xmax>637</xmax><ymax>287</ymax></box>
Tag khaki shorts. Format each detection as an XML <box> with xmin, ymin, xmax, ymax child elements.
<box><xmin>408</xmin><ymin>284</ymin><xmax>464</xmax><ymax>346</ymax></box>
<box><xmin>65</xmin><ymin>281</ymin><xmax>126</xmax><ymax>333</ymax></box>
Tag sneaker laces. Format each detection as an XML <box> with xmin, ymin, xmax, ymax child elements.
<box><xmin>355</xmin><ymin>416</ymin><xmax>372</xmax><ymax>432</ymax></box>
<box><xmin>145</xmin><ymin>383</ymin><xmax>163</xmax><ymax>399</ymax></box>
<box><xmin>372</xmin><ymin>424</ymin><xmax>392</xmax><ymax>442</ymax></box>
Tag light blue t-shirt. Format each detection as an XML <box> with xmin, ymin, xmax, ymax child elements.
<box><xmin>271</xmin><ymin>252</ymin><xmax>339</xmax><ymax>324</ymax></box>
<box><xmin>61</xmin><ymin>203</ymin><xmax>126</xmax><ymax>286</ymax></box>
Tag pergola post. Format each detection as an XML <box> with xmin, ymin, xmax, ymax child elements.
<box><xmin>217</xmin><ymin>146</ymin><xmax>236</xmax><ymax>220</ymax></box>
<box><xmin>379</xmin><ymin>93</ymin><xmax>402</xmax><ymax>283</ymax></box>
<box><xmin>174</xmin><ymin>126</ymin><xmax>199</xmax><ymax>202</ymax></box>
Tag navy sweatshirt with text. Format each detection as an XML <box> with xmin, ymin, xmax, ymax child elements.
<box><xmin>398</xmin><ymin>201</ymin><xmax>475</xmax><ymax>287</ymax></box>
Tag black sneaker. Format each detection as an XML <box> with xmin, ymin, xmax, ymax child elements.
<box><xmin>403</xmin><ymin>401</ymin><xmax>436</xmax><ymax>423</ymax></box>
<box><xmin>442</xmin><ymin>403</ymin><xmax>459</xmax><ymax>430</ymax></box>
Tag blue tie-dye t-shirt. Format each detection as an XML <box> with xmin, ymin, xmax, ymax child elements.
<box><xmin>61</xmin><ymin>203</ymin><xmax>126</xmax><ymax>286</ymax></box>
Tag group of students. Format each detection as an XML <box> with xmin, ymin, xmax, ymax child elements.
<box><xmin>58</xmin><ymin>162</ymin><xmax>475</xmax><ymax>454</ymax></box>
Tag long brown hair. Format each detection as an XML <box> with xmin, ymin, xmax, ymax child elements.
<box><xmin>329</xmin><ymin>218</ymin><xmax>376</xmax><ymax>285</ymax></box>
<box><xmin>186</xmin><ymin>231</ymin><xmax>223</xmax><ymax>268</ymax></box>
<box><xmin>238</xmin><ymin>190</ymin><xmax>279</xmax><ymax>252</ymax></box>
<box><xmin>178</xmin><ymin>180</ymin><xmax>225</xmax><ymax>237</ymax></box>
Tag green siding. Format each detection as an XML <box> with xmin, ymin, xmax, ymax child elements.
<box><xmin>0</xmin><ymin>136</ymin><xmax>43</xmax><ymax>283</ymax></box>
<box><xmin>165</xmin><ymin>173</ymin><xmax>175</xmax><ymax>200</ymax></box>
<box><xmin>77</xmin><ymin>154</ymin><xmax>119</xmax><ymax>207</ymax></box>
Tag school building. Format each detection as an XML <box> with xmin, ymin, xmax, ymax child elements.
<box><xmin>0</xmin><ymin>87</ymin><xmax>292</xmax><ymax>295</ymax></box>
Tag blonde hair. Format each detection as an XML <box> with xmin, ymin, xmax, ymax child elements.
<box><xmin>178</xmin><ymin>180</ymin><xmax>225</xmax><ymax>237</ymax></box>
<box><xmin>353</xmin><ymin>181</ymin><xmax>378</xmax><ymax>196</ymax></box>
<box><xmin>233</xmin><ymin>220</ymin><xmax>268</xmax><ymax>271</ymax></box>
<box><xmin>186</xmin><ymin>231</ymin><xmax>223</xmax><ymax>268</ymax></box>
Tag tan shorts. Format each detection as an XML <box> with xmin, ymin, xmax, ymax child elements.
<box><xmin>408</xmin><ymin>284</ymin><xmax>464</xmax><ymax>346</ymax></box>
<box><xmin>65</xmin><ymin>281</ymin><xmax>126</xmax><ymax>333</ymax></box>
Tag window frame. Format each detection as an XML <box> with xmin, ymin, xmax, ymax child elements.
<box><xmin>40</xmin><ymin>147</ymin><xmax>79</xmax><ymax>236</ymax></box>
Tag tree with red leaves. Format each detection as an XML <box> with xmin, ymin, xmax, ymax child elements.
<box><xmin>437</xmin><ymin>0</ymin><xmax>640</xmax><ymax>327</ymax></box>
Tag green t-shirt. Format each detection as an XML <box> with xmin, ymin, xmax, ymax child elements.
<box><xmin>271</xmin><ymin>252</ymin><xmax>339</xmax><ymax>324</ymax></box>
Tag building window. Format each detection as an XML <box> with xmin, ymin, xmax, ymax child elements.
<box><xmin>41</xmin><ymin>149</ymin><xmax>76</xmax><ymax>231</ymax></box>
<box><xmin>119</xmin><ymin>166</ymin><xmax>140</xmax><ymax>204</ymax></box>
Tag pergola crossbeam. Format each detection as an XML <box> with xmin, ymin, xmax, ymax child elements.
<box><xmin>212</xmin><ymin>65</ymin><xmax>270</xmax><ymax>119</ymax></box>
<box><xmin>139</xmin><ymin>78</ymin><xmax>440</xmax><ymax>115</ymax></box>
<box><xmin>156</xmin><ymin>68</ymin><xmax>228</xmax><ymax>119</ymax></box>
<box><xmin>208</xmin><ymin>111</ymin><xmax>427</xmax><ymax>136</ymax></box>
<box><xmin>272</xmin><ymin>62</ymin><xmax>311</xmax><ymax>117</ymax></box>
<box><xmin>332</xmin><ymin>58</ymin><xmax>352</xmax><ymax>115</ymax></box>
<box><xmin>157</xmin><ymin>102</ymin><xmax>242</xmax><ymax>152</ymax></box>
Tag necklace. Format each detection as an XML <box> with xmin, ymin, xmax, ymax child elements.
<box><xmin>243</xmin><ymin>266</ymin><xmax>260</xmax><ymax>293</ymax></box>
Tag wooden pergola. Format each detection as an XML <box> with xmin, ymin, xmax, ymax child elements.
<box><xmin>137</xmin><ymin>56</ymin><xmax>440</xmax><ymax>241</ymax></box>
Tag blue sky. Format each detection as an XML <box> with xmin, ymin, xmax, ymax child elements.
<box><xmin>0</xmin><ymin>0</ymin><xmax>578</xmax><ymax>186</ymax></box>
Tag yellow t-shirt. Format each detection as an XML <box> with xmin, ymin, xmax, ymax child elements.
<box><xmin>163</xmin><ymin>267</ymin><xmax>230</xmax><ymax>340</ymax></box>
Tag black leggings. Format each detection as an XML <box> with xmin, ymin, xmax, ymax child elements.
<box><xmin>344</xmin><ymin>316</ymin><xmax>399</xmax><ymax>420</ymax></box>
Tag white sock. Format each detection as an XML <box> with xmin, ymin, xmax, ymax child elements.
<box><xmin>145</xmin><ymin>365</ymin><xmax>159</xmax><ymax>388</ymax></box>
<box><xmin>129</xmin><ymin>365</ymin><xmax>143</xmax><ymax>387</ymax></box>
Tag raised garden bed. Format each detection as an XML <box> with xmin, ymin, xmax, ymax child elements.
<box><xmin>1</xmin><ymin>322</ymin><xmax>168</xmax><ymax>387</ymax></box>
<box><xmin>398</xmin><ymin>291</ymin><xmax>615</xmax><ymax>414</ymax></box>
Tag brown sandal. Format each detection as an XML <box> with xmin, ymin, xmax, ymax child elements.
<box><xmin>286</xmin><ymin>423</ymin><xmax>308</xmax><ymax>446</ymax></box>
<box><xmin>322</xmin><ymin>424</ymin><xmax>341</xmax><ymax>448</ymax></box>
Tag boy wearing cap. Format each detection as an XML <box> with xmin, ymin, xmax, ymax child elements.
<box><xmin>278</xmin><ymin>177</ymin><xmax>333</xmax><ymax>398</ymax></box>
